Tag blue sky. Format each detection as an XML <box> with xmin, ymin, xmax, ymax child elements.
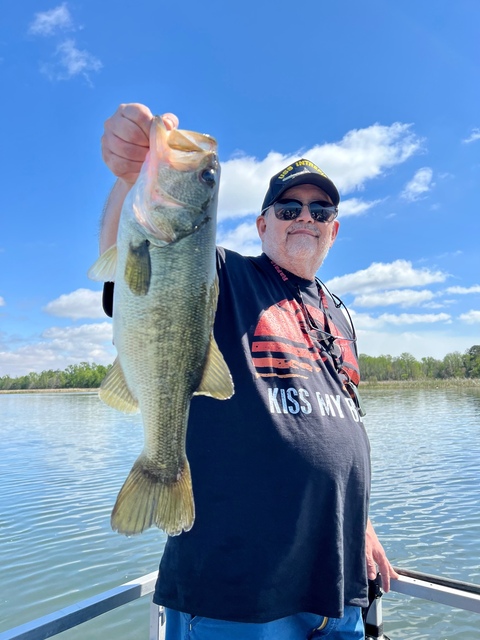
<box><xmin>1</xmin><ymin>0</ymin><xmax>479</xmax><ymax>377</ymax></box>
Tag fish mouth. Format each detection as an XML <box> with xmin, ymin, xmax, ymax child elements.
<box><xmin>151</xmin><ymin>116</ymin><xmax>218</xmax><ymax>171</ymax></box>
<box><xmin>132</xmin><ymin>118</ymin><xmax>219</xmax><ymax>244</ymax></box>
<box><xmin>168</xmin><ymin>128</ymin><xmax>217</xmax><ymax>154</ymax></box>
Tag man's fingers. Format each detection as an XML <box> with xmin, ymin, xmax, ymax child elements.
<box><xmin>366</xmin><ymin>557</ymin><xmax>377</xmax><ymax>580</ymax></box>
<box><xmin>101</xmin><ymin>130</ymin><xmax>149</xmax><ymax>163</ymax></box>
<box><xmin>102</xmin><ymin>104</ymin><xmax>153</xmax><ymax>182</ymax></box>
<box><xmin>161</xmin><ymin>112</ymin><xmax>179</xmax><ymax>131</ymax></box>
<box><xmin>101</xmin><ymin>104</ymin><xmax>180</xmax><ymax>183</ymax></box>
<box><xmin>101</xmin><ymin>149</ymin><xmax>144</xmax><ymax>184</ymax></box>
<box><xmin>116</xmin><ymin>103</ymin><xmax>154</xmax><ymax>141</ymax></box>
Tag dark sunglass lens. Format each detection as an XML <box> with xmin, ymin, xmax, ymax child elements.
<box><xmin>273</xmin><ymin>200</ymin><xmax>302</xmax><ymax>220</ymax></box>
<box><xmin>309</xmin><ymin>202</ymin><xmax>337</xmax><ymax>222</ymax></box>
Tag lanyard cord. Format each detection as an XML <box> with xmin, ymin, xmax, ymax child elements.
<box><xmin>268</xmin><ymin>258</ymin><xmax>356</xmax><ymax>344</ymax></box>
<box><xmin>315</xmin><ymin>277</ymin><xmax>358</xmax><ymax>344</ymax></box>
<box><xmin>266</xmin><ymin>258</ymin><xmax>366</xmax><ymax>417</ymax></box>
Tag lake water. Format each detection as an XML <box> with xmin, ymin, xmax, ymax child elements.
<box><xmin>1</xmin><ymin>387</ymin><xmax>479</xmax><ymax>639</ymax></box>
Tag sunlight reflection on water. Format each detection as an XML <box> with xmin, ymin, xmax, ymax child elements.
<box><xmin>364</xmin><ymin>386</ymin><xmax>480</xmax><ymax>637</ymax></box>
<box><xmin>1</xmin><ymin>388</ymin><xmax>479</xmax><ymax>639</ymax></box>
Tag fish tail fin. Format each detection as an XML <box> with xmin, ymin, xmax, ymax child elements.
<box><xmin>111</xmin><ymin>456</ymin><xmax>195</xmax><ymax>536</ymax></box>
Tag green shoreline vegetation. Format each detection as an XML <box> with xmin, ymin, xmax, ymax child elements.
<box><xmin>0</xmin><ymin>362</ymin><xmax>111</xmax><ymax>392</ymax></box>
<box><xmin>1</xmin><ymin>346</ymin><xmax>479</xmax><ymax>393</ymax></box>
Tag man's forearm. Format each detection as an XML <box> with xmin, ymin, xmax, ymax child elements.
<box><xmin>100</xmin><ymin>179</ymin><xmax>132</xmax><ymax>254</ymax></box>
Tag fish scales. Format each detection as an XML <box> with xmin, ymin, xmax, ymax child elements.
<box><xmin>88</xmin><ymin>116</ymin><xmax>234</xmax><ymax>536</ymax></box>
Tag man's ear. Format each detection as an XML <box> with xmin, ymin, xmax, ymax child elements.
<box><xmin>329</xmin><ymin>220</ymin><xmax>340</xmax><ymax>247</ymax></box>
<box><xmin>256</xmin><ymin>214</ymin><xmax>266</xmax><ymax>239</ymax></box>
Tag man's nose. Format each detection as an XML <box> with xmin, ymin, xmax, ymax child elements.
<box><xmin>297</xmin><ymin>203</ymin><xmax>315</xmax><ymax>222</ymax></box>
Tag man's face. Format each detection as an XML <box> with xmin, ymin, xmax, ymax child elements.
<box><xmin>256</xmin><ymin>184</ymin><xmax>340</xmax><ymax>277</ymax></box>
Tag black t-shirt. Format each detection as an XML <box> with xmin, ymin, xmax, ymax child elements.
<box><xmin>149</xmin><ymin>249</ymin><xmax>371</xmax><ymax>622</ymax></box>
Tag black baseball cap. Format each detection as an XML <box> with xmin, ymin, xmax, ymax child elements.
<box><xmin>261</xmin><ymin>159</ymin><xmax>340</xmax><ymax>212</ymax></box>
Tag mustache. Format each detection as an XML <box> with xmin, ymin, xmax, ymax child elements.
<box><xmin>287</xmin><ymin>223</ymin><xmax>320</xmax><ymax>236</ymax></box>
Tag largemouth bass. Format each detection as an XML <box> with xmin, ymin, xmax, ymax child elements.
<box><xmin>89</xmin><ymin>116</ymin><xmax>234</xmax><ymax>536</ymax></box>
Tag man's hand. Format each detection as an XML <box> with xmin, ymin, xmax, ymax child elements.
<box><xmin>98</xmin><ymin>104</ymin><xmax>179</xmax><ymax>253</ymax></box>
<box><xmin>101</xmin><ymin>103</ymin><xmax>179</xmax><ymax>184</ymax></box>
<box><xmin>365</xmin><ymin>518</ymin><xmax>398</xmax><ymax>592</ymax></box>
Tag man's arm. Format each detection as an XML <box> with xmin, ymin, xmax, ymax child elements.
<box><xmin>100</xmin><ymin>179</ymin><xmax>134</xmax><ymax>253</ymax></box>
<box><xmin>99</xmin><ymin>103</ymin><xmax>178</xmax><ymax>253</ymax></box>
<box><xmin>365</xmin><ymin>518</ymin><xmax>398</xmax><ymax>592</ymax></box>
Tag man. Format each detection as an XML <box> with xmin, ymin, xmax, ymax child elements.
<box><xmin>100</xmin><ymin>103</ymin><xmax>398</xmax><ymax>639</ymax></box>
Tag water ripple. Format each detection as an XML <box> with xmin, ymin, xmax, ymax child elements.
<box><xmin>1</xmin><ymin>389</ymin><xmax>479</xmax><ymax>639</ymax></box>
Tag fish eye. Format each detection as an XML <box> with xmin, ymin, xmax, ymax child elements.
<box><xmin>200</xmin><ymin>168</ymin><xmax>216</xmax><ymax>187</ymax></box>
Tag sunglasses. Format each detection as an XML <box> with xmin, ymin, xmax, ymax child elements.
<box><xmin>263</xmin><ymin>199</ymin><xmax>338</xmax><ymax>223</ymax></box>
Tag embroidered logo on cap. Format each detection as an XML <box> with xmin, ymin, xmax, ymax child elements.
<box><xmin>277</xmin><ymin>160</ymin><xmax>328</xmax><ymax>182</ymax></box>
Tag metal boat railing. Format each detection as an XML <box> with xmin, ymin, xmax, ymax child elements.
<box><xmin>364</xmin><ymin>569</ymin><xmax>480</xmax><ymax>639</ymax></box>
<box><xmin>1</xmin><ymin>567</ymin><xmax>479</xmax><ymax>640</ymax></box>
<box><xmin>0</xmin><ymin>572</ymin><xmax>164</xmax><ymax>640</ymax></box>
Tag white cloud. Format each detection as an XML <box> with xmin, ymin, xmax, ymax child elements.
<box><xmin>445</xmin><ymin>285</ymin><xmax>480</xmax><ymax>295</ymax></box>
<box><xmin>43</xmin><ymin>288</ymin><xmax>104</xmax><ymax>319</ymax></box>
<box><xmin>41</xmin><ymin>39</ymin><xmax>102</xmax><ymax>83</ymax></box>
<box><xmin>218</xmin><ymin>122</ymin><xmax>422</xmax><ymax>219</ymax></box>
<box><xmin>315</xmin><ymin>123</ymin><xmax>422</xmax><ymax>193</ymax></box>
<box><xmin>217</xmin><ymin>221</ymin><xmax>262</xmax><ymax>256</ymax></box>
<box><xmin>326</xmin><ymin>260</ymin><xmax>447</xmax><ymax>296</ymax></box>
<box><xmin>42</xmin><ymin>322</ymin><xmax>112</xmax><ymax>348</ymax></box>
<box><xmin>28</xmin><ymin>4</ymin><xmax>101</xmax><ymax>84</ymax></box>
<box><xmin>379</xmin><ymin>312</ymin><xmax>451</xmax><ymax>325</ymax></box>
<box><xmin>0</xmin><ymin>296</ymin><xmax>5</xmax><ymax>307</ymax></box>
<box><xmin>29</xmin><ymin>3</ymin><xmax>73</xmax><ymax>36</ymax></box>
<box><xmin>401</xmin><ymin>167</ymin><xmax>434</xmax><ymax>201</ymax></box>
<box><xmin>0</xmin><ymin>322</ymin><xmax>114</xmax><ymax>377</ymax></box>
<box><xmin>462</xmin><ymin>128</ymin><xmax>480</xmax><ymax>144</ymax></box>
<box><xmin>422</xmin><ymin>302</ymin><xmax>447</xmax><ymax>310</ymax></box>
<box><xmin>352</xmin><ymin>289</ymin><xmax>435</xmax><ymax>308</ymax></box>
<box><xmin>339</xmin><ymin>198</ymin><xmax>382</xmax><ymax>217</ymax></box>
<box><xmin>218</xmin><ymin>153</ymin><xmax>282</xmax><ymax>219</ymax></box>
<box><xmin>356</xmin><ymin>329</ymin><xmax>474</xmax><ymax>360</ymax></box>
<box><xmin>459</xmin><ymin>310</ymin><xmax>480</xmax><ymax>324</ymax></box>
<box><xmin>352</xmin><ymin>311</ymin><xmax>451</xmax><ymax>330</ymax></box>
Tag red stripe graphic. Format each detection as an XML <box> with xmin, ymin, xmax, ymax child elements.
<box><xmin>252</xmin><ymin>357</ymin><xmax>320</xmax><ymax>373</ymax></box>
<box><xmin>252</xmin><ymin>340</ymin><xmax>322</xmax><ymax>362</ymax></box>
<box><xmin>250</xmin><ymin>297</ymin><xmax>359</xmax><ymax>384</ymax></box>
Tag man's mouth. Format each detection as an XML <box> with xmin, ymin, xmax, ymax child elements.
<box><xmin>288</xmin><ymin>227</ymin><xmax>319</xmax><ymax>238</ymax></box>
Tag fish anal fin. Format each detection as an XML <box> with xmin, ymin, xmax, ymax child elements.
<box><xmin>194</xmin><ymin>334</ymin><xmax>234</xmax><ymax>399</ymax></box>
<box><xmin>111</xmin><ymin>456</ymin><xmax>195</xmax><ymax>536</ymax></box>
<box><xmin>125</xmin><ymin>241</ymin><xmax>151</xmax><ymax>295</ymax></box>
<box><xmin>88</xmin><ymin>245</ymin><xmax>118</xmax><ymax>282</ymax></box>
<box><xmin>99</xmin><ymin>358</ymin><xmax>139</xmax><ymax>414</ymax></box>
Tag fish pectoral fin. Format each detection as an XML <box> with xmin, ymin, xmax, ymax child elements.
<box><xmin>98</xmin><ymin>358</ymin><xmax>139</xmax><ymax>413</ymax></box>
<box><xmin>88</xmin><ymin>245</ymin><xmax>118</xmax><ymax>281</ymax></box>
<box><xmin>194</xmin><ymin>334</ymin><xmax>235</xmax><ymax>399</ymax></box>
<box><xmin>125</xmin><ymin>241</ymin><xmax>151</xmax><ymax>295</ymax></box>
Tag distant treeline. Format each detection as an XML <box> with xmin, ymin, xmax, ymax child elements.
<box><xmin>0</xmin><ymin>362</ymin><xmax>112</xmax><ymax>391</ymax></box>
<box><xmin>1</xmin><ymin>347</ymin><xmax>479</xmax><ymax>390</ymax></box>
<box><xmin>359</xmin><ymin>345</ymin><xmax>480</xmax><ymax>382</ymax></box>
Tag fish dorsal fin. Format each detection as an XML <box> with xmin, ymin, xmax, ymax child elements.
<box><xmin>99</xmin><ymin>358</ymin><xmax>139</xmax><ymax>413</ymax></box>
<box><xmin>125</xmin><ymin>241</ymin><xmax>151</xmax><ymax>295</ymax></box>
<box><xmin>194</xmin><ymin>335</ymin><xmax>234</xmax><ymax>399</ymax></box>
<box><xmin>88</xmin><ymin>245</ymin><xmax>118</xmax><ymax>282</ymax></box>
